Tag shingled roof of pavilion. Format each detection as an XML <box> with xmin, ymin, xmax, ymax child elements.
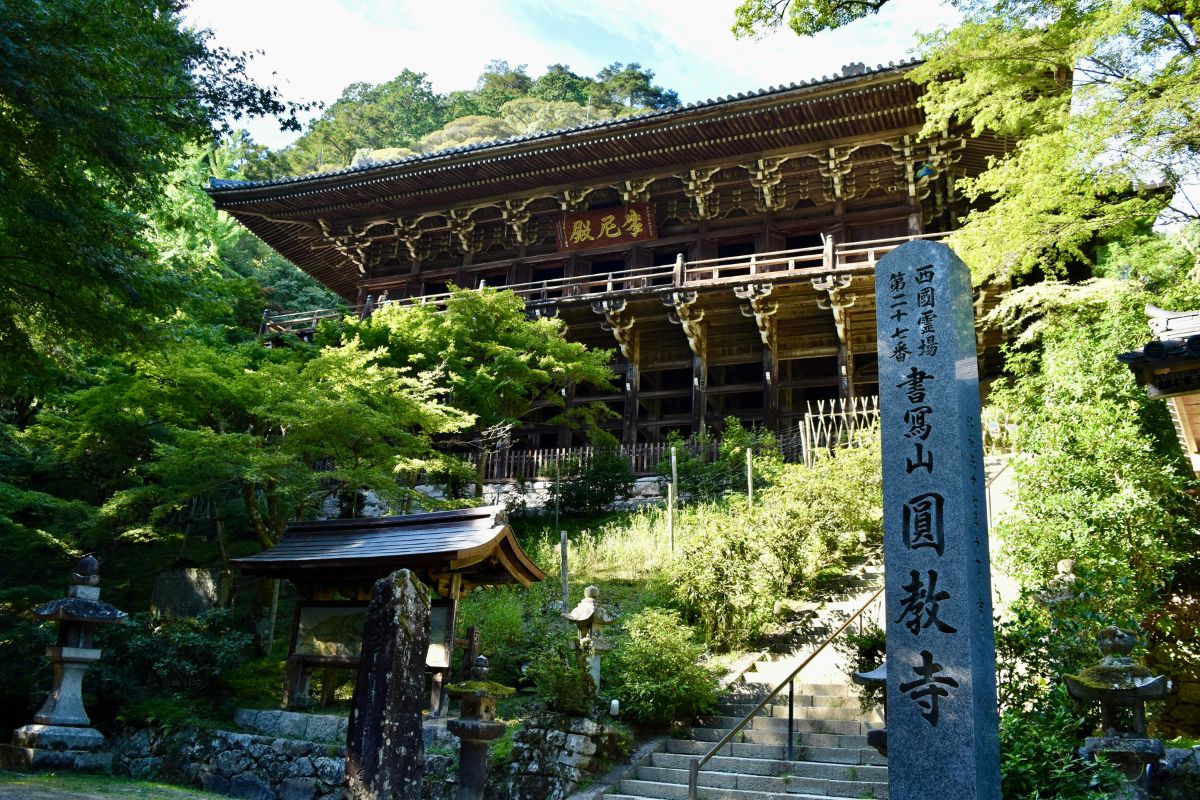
<box><xmin>207</xmin><ymin>59</ymin><xmax>1012</xmax><ymax>300</ymax></box>
<box><xmin>232</xmin><ymin>506</ymin><xmax>544</xmax><ymax>590</ymax></box>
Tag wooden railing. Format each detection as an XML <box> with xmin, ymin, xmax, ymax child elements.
<box><xmin>470</xmin><ymin>442</ymin><xmax>720</xmax><ymax>481</ymax></box>
<box><xmin>261</xmin><ymin>231</ymin><xmax>950</xmax><ymax>335</ymax></box>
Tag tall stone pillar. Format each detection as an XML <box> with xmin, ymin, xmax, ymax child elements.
<box><xmin>346</xmin><ymin>569</ymin><xmax>430</xmax><ymax>800</ymax></box>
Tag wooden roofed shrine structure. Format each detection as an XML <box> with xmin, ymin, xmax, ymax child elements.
<box><xmin>209</xmin><ymin>60</ymin><xmax>1011</xmax><ymax>453</ymax></box>
<box><xmin>233</xmin><ymin>506</ymin><xmax>543</xmax><ymax>710</ymax></box>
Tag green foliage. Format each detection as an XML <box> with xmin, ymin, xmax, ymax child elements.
<box><xmin>835</xmin><ymin>620</ymin><xmax>886</xmax><ymax>713</ymax></box>
<box><xmin>987</xmin><ymin>273</ymin><xmax>1200</xmax><ymax>626</ymax></box>
<box><xmin>999</xmin><ymin>686</ymin><xmax>1123</xmax><ymax>800</ymax></box>
<box><xmin>660</xmin><ymin>417</ymin><xmax>783</xmax><ymax>503</ymax></box>
<box><xmin>526</xmin><ymin>637</ymin><xmax>596</xmax><ymax>716</ymax></box>
<box><xmin>91</xmin><ymin>609</ymin><xmax>253</xmax><ymax>729</ymax></box>
<box><xmin>606</xmin><ymin>608</ymin><xmax>719</xmax><ymax>729</ymax></box>
<box><xmin>670</xmin><ymin>440</ymin><xmax>881</xmax><ymax>648</ymax></box>
<box><xmin>0</xmin><ymin>609</ymin><xmax>54</xmax><ymax>733</ymax></box>
<box><xmin>0</xmin><ymin>0</ymin><xmax>307</xmax><ymax>394</ymax></box>
<box><xmin>550</xmin><ymin>448</ymin><xmax>636</xmax><ymax>516</ymax></box>
<box><xmin>732</xmin><ymin>0</ymin><xmax>1200</xmax><ymax>280</ymax></box>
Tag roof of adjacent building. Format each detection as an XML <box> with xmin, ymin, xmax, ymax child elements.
<box><xmin>232</xmin><ymin>506</ymin><xmax>545</xmax><ymax>586</ymax></box>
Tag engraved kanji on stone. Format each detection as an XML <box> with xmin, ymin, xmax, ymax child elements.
<box><xmin>891</xmin><ymin>341</ymin><xmax>911</xmax><ymax>363</ymax></box>
<box><xmin>900</xmin><ymin>650</ymin><xmax>959</xmax><ymax>727</ymax></box>
<box><xmin>896</xmin><ymin>570</ymin><xmax>958</xmax><ymax>636</ymax></box>
<box><xmin>906</xmin><ymin>442</ymin><xmax>934</xmax><ymax>474</ymax></box>
<box><xmin>918</xmin><ymin>310</ymin><xmax>937</xmax><ymax>334</ymax></box>
<box><xmin>917</xmin><ymin>286</ymin><xmax>936</xmax><ymax>308</ymax></box>
<box><xmin>915</xmin><ymin>266</ymin><xmax>935</xmax><ymax>284</ymax></box>
<box><xmin>918</xmin><ymin>335</ymin><xmax>939</xmax><ymax>357</ymax></box>
<box><xmin>897</xmin><ymin>367</ymin><xmax>935</xmax><ymax>403</ymax></box>
<box><xmin>904</xmin><ymin>405</ymin><xmax>933</xmax><ymax>440</ymax></box>
<box><xmin>890</xmin><ymin>272</ymin><xmax>907</xmax><ymax>292</ymax></box>
<box><xmin>902</xmin><ymin>492</ymin><xmax>944</xmax><ymax>555</ymax></box>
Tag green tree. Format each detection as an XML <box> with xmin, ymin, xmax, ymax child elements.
<box><xmin>333</xmin><ymin>287</ymin><xmax>616</xmax><ymax>495</ymax></box>
<box><xmin>277</xmin><ymin>70</ymin><xmax>447</xmax><ymax>174</ymax></box>
<box><xmin>732</xmin><ymin>0</ymin><xmax>1200</xmax><ymax>280</ymax></box>
<box><xmin>531</xmin><ymin>64</ymin><xmax>592</xmax><ymax>104</ymax></box>
<box><xmin>0</xmin><ymin>0</ymin><xmax>307</xmax><ymax>396</ymax></box>
<box><xmin>591</xmin><ymin>62</ymin><xmax>680</xmax><ymax>112</ymax></box>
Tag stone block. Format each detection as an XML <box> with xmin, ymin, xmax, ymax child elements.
<box><xmin>279</xmin><ymin>777</ymin><xmax>319</xmax><ymax>800</ymax></box>
<box><xmin>304</xmin><ymin>714</ymin><xmax>342</xmax><ymax>743</ymax></box>
<box><xmin>128</xmin><ymin>756</ymin><xmax>161</xmax><ymax>779</ymax></box>
<box><xmin>199</xmin><ymin>771</ymin><xmax>231</xmax><ymax>795</ymax></box>
<box><xmin>313</xmin><ymin>754</ymin><xmax>344</xmax><ymax>785</ymax></box>
<box><xmin>288</xmin><ymin>756</ymin><xmax>316</xmax><ymax>777</ymax></box>
<box><xmin>565</xmin><ymin>717</ymin><xmax>601</xmax><ymax>736</ymax></box>
<box><xmin>256</xmin><ymin>710</ymin><xmax>284</xmax><ymax>736</ymax></box>
<box><xmin>13</xmin><ymin>723</ymin><xmax>106</xmax><ymax>751</ymax></box>
<box><xmin>277</xmin><ymin>712</ymin><xmax>310</xmax><ymax>740</ymax></box>
<box><xmin>228</xmin><ymin>773</ymin><xmax>274</xmax><ymax>800</ymax></box>
<box><xmin>234</xmin><ymin>708</ymin><xmax>259</xmax><ymax>730</ymax></box>
<box><xmin>562</xmin><ymin>733</ymin><xmax>596</xmax><ymax>755</ymax></box>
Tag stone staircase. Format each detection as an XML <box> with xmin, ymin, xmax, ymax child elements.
<box><xmin>603</xmin><ymin>565</ymin><xmax>886</xmax><ymax>800</ymax></box>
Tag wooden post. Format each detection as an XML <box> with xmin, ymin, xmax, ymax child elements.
<box><xmin>560</xmin><ymin>530</ymin><xmax>569</xmax><ymax>608</ymax></box>
<box><xmin>746</xmin><ymin>447</ymin><xmax>754</xmax><ymax>508</ymax></box>
<box><xmin>670</xmin><ymin>446</ymin><xmax>678</xmax><ymax>552</ymax></box>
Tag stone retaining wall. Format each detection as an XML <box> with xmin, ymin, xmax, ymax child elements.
<box><xmin>111</xmin><ymin>725</ymin><xmax>454</xmax><ymax>800</ymax></box>
<box><xmin>501</xmin><ymin>712</ymin><xmax>627</xmax><ymax>800</ymax></box>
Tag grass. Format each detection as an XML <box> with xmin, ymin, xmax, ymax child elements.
<box><xmin>0</xmin><ymin>771</ymin><xmax>224</xmax><ymax>799</ymax></box>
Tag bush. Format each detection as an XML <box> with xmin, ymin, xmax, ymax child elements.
<box><xmin>456</xmin><ymin>582</ymin><xmax>559</xmax><ymax>686</ymax></box>
<box><xmin>91</xmin><ymin>608</ymin><xmax>253</xmax><ymax>728</ymax></box>
<box><xmin>606</xmin><ymin>608</ymin><xmax>719</xmax><ymax>729</ymax></box>
<box><xmin>527</xmin><ymin>637</ymin><xmax>595</xmax><ymax>716</ymax></box>
<box><xmin>658</xmin><ymin>417</ymin><xmax>783</xmax><ymax>503</ymax></box>
<box><xmin>548</xmin><ymin>447</ymin><xmax>635</xmax><ymax>515</ymax></box>
<box><xmin>835</xmin><ymin>620</ymin><xmax>886</xmax><ymax>713</ymax></box>
<box><xmin>1000</xmin><ymin>686</ymin><xmax>1123</xmax><ymax>800</ymax></box>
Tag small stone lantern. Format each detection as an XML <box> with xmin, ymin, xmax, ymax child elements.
<box><xmin>446</xmin><ymin>656</ymin><xmax>514</xmax><ymax>800</ymax></box>
<box><xmin>0</xmin><ymin>555</ymin><xmax>127</xmax><ymax>772</ymax></box>
<box><xmin>1064</xmin><ymin>626</ymin><xmax>1170</xmax><ymax>800</ymax></box>
<box><xmin>563</xmin><ymin>585</ymin><xmax>617</xmax><ymax>692</ymax></box>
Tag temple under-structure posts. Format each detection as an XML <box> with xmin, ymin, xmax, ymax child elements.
<box><xmin>209</xmin><ymin>61</ymin><xmax>1010</xmax><ymax>452</ymax></box>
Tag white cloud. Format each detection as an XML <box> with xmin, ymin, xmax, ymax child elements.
<box><xmin>185</xmin><ymin>0</ymin><xmax>959</xmax><ymax>148</ymax></box>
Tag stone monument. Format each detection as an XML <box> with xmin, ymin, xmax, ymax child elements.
<box><xmin>875</xmin><ymin>240</ymin><xmax>1001</xmax><ymax>800</ymax></box>
<box><xmin>0</xmin><ymin>555</ymin><xmax>127</xmax><ymax>772</ymax></box>
<box><xmin>446</xmin><ymin>655</ymin><xmax>514</xmax><ymax>800</ymax></box>
<box><xmin>345</xmin><ymin>568</ymin><xmax>430</xmax><ymax>800</ymax></box>
<box><xmin>563</xmin><ymin>585</ymin><xmax>616</xmax><ymax>692</ymax></box>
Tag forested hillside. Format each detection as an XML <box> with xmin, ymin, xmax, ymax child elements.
<box><xmin>249</xmin><ymin>61</ymin><xmax>681</xmax><ymax>178</ymax></box>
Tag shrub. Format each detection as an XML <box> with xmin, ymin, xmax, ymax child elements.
<box><xmin>999</xmin><ymin>686</ymin><xmax>1123</xmax><ymax>800</ymax></box>
<box><xmin>456</xmin><ymin>582</ymin><xmax>558</xmax><ymax>686</ymax></box>
<box><xmin>606</xmin><ymin>608</ymin><xmax>719</xmax><ymax>729</ymax></box>
<box><xmin>835</xmin><ymin>620</ymin><xmax>886</xmax><ymax>714</ymax></box>
<box><xmin>658</xmin><ymin>417</ymin><xmax>783</xmax><ymax>503</ymax></box>
<box><xmin>527</xmin><ymin>637</ymin><xmax>595</xmax><ymax>716</ymax></box>
<box><xmin>91</xmin><ymin>608</ymin><xmax>253</xmax><ymax>728</ymax></box>
<box><xmin>548</xmin><ymin>447</ymin><xmax>635</xmax><ymax>515</ymax></box>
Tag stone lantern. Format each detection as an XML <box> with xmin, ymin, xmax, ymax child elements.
<box><xmin>563</xmin><ymin>585</ymin><xmax>617</xmax><ymax>692</ymax></box>
<box><xmin>1064</xmin><ymin>625</ymin><xmax>1170</xmax><ymax>800</ymax></box>
<box><xmin>446</xmin><ymin>655</ymin><xmax>514</xmax><ymax>800</ymax></box>
<box><xmin>0</xmin><ymin>555</ymin><xmax>127</xmax><ymax>772</ymax></box>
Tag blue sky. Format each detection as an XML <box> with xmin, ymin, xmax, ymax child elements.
<box><xmin>185</xmin><ymin>0</ymin><xmax>958</xmax><ymax>149</ymax></box>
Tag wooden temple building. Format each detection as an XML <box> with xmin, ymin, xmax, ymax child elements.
<box><xmin>233</xmin><ymin>506</ymin><xmax>543</xmax><ymax>710</ymax></box>
<box><xmin>209</xmin><ymin>60</ymin><xmax>1011</xmax><ymax>451</ymax></box>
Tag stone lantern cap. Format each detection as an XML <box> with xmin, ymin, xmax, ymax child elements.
<box><xmin>563</xmin><ymin>585</ymin><xmax>617</xmax><ymax>627</ymax></box>
<box><xmin>27</xmin><ymin>555</ymin><xmax>126</xmax><ymax>625</ymax></box>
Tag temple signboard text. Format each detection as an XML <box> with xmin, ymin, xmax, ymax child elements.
<box><xmin>555</xmin><ymin>203</ymin><xmax>656</xmax><ymax>252</ymax></box>
<box><xmin>875</xmin><ymin>240</ymin><xmax>1000</xmax><ymax>800</ymax></box>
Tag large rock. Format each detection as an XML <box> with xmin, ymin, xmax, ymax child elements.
<box><xmin>345</xmin><ymin>569</ymin><xmax>430</xmax><ymax>800</ymax></box>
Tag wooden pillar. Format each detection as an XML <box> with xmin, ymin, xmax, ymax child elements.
<box><xmin>623</xmin><ymin>362</ymin><xmax>640</xmax><ymax>446</ymax></box>
<box><xmin>691</xmin><ymin>354</ymin><xmax>707</xmax><ymax>435</ymax></box>
<box><xmin>838</xmin><ymin>341</ymin><xmax>856</xmax><ymax>401</ymax></box>
<box><xmin>763</xmin><ymin>346</ymin><xmax>779</xmax><ymax>430</ymax></box>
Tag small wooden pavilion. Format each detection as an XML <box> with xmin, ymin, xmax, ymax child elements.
<box><xmin>232</xmin><ymin>506</ymin><xmax>544</xmax><ymax>710</ymax></box>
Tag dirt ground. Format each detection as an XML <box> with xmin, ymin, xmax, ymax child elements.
<box><xmin>0</xmin><ymin>772</ymin><xmax>221</xmax><ymax>800</ymax></box>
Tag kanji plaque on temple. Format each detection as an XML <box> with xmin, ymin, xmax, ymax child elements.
<box><xmin>875</xmin><ymin>240</ymin><xmax>1000</xmax><ymax>800</ymax></box>
<box><xmin>555</xmin><ymin>204</ymin><xmax>656</xmax><ymax>251</ymax></box>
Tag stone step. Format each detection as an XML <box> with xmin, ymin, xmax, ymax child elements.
<box><xmin>666</xmin><ymin>738</ymin><xmax>785</xmax><ymax>761</ymax></box>
<box><xmin>649</xmin><ymin>752</ymin><xmax>886</xmax><ymax>783</ymax></box>
<box><xmin>618</xmin><ymin>778</ymin><xmax>780</xmax><ymax>799</ymax></box>
<box><xmin>635</xmin><ymin>765</ymin><xmax>787</xmax><ymax>794</ymax></box>
<box><xmin>674</xmin><ymin>733</ymin><xmax>884</xmax><ymax>766</ymax></box>
<box><xmin>757</xmin><ymin>706</ymin><xmax>882</xmax><ymax>723</ymax></box>
<box><xmin>784</xmin><ymin>774</ymin><xmax>888</xmax><ymax>798</ymax></box>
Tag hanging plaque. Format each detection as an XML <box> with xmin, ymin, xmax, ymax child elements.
<box><xmin>555</xmin><ymin>203</ymin><xmax>656</xmax><ymax>252</ymax></box>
